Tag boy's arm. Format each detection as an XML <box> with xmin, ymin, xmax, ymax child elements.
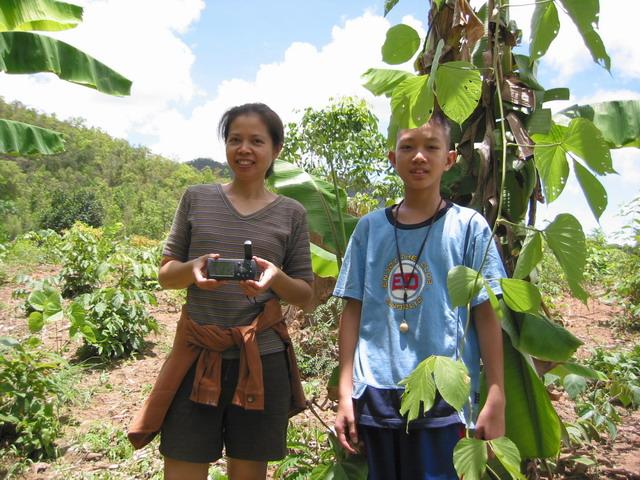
<box><xmin>473</xmin><ymin>300</ymin><xmax>505</xmax><ymax>440</ymax></box>
<box><xmin>335</xmin><ymin>298</ymin><xmax>362</xmax><ymax>454</ymax></box>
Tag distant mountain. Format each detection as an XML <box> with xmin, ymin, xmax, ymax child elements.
<box><xmin>187</xmin><ymin>157</ymin><xmax>231</xmax><ymax>177</ymax></box>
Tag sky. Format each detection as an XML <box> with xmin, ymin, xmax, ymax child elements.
<box><xmin>1</xmin><ymin>0</ymin><xmax>638</xmax><ymax>242</ymax></box>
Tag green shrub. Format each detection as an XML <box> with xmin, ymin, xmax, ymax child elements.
<box><xmin>70</xmin><ymin>287</ymin><xmax>158</xmax><ymax>359</ymax></box>
<box><xmin>295</xmin><ymin>297</ymin><xmax>340</xmax><ymax>379</ymax></box>
<box><xmin>40</xmin><ymin>189</ymin><xmax>104</xmax><ymax>233</ymax></box>
<box><xmin>58</xmin><ymin>223</ymin><xmax>108</xmax><ymax>298</ymax></box>
<box><xmin>0</xmin><ymin>337</ymin><xmax>70</xmax><ymax>459</ymax></box>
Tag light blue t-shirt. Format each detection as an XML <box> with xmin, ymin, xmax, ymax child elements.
<box><xmin>333</xmin><ymin>202</ymin><xmax>506</xmax><ymax>425</ymax></box>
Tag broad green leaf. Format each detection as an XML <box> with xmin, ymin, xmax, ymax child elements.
<box><xmin>563</xmin><ymin>374</ymin><xmax>587</xmax><ymax>400</ymax></box>
<box><xmin>453</xmin><ymin>437</ymin><xmax>488</xmax><ymax>480</ymax></box>
<box><xmin>399</xmin><ymin>356</ymin><xmax>437</xmax><ymax>423</ymax></box>
<box><xmin>488</xmin><ymin>437</ymin><xmax>525</xmax><ymax>479</ymax></box>
<box><xmin>531</xmin><ymin>124</ymin><xmax>569</xmax><ymax>202</ymax></box>
<box><xmin>28</xmin><ymin>289</ymin><xmax>49</xmax><ymax>311</ymax></box>
<box><xmin>434</xmin><ymin>62</ymin><xmax>482</xmax><ymax>125</ymax></box>
<box><xmin>447</xmin><ymin>265</ymin><xmax>484</xmax><ymax>308</ymax></box>
<box><xmin>391</xmin><ymin>74</ymin><xmax>434</xmax><ymax>128</ymax></box>
<box><xmin>502</xmin><ymin>159</ymin><xmax>536</xmax><ymax>222</ymax></box>
<box><xmin>573</xmin><ymin>160</ymin><xmax>607</xmax><ymax>220</ymax></box>
<box><xmin>516</xmin><ymin>312</ymin><xmax>582</xmax><ymax>362</ymax></box>
<box><xmin>488</xmin><ymin>334</ymin><xmax>562</xmax><ymax>458</ymax></box>
<box><xmin>0</xmin><ymin>118</ymin><xmax>64</xmax><ymax>155</ymax></box>
<box><xmin>543</xmin><ymin>214</ymin><xmax>587</xmax><ymax>302</ymax></box>
<box><xmin>500</xmin><ymin>278</ymin><xmax>541</xmax><ymax>314</ymax></box>
<box><xmin>564</xmin><ymin>117</ymin><xmax>614</xmax><ymax>175</ymax></box>
<box><xmin>558</xmin><ymin>0</ymin><xmax>610</xmax><ymax>71</ymax></box>
<box><xmin>513</xmin><ymin>231</ymin><xmax>543</xmax><ymax>280</ymax></box>
<box><xmin>543</xmin><ymin>88</ymin><xmax>570</xmax><ymax>103</ymax></box>
<box><xmin>529</xmin><ymin>1</ymin><xmax>559</xmax><ymax>62</ymax></box>
<box><xmin>381</xmin><ymin>24</ymin><xmax>420</xmax><ymax>65</ymax></box>
<box><xmin>0</xmin><ymin>31</ymin><xmax>132</xmax><ymax>96</ymax></box>
<box><xmin>0</xmin><ymin>0</ymin><xmax>82</xmax><ymax>32</ymax></box>
<box><xmin>310</xmin><ymin>242</ymin><xmax>339</xmax><ymax>278</ymax></box>
<box><xmin>514</xmin><ymin>54</ymin><xmax>544</xmax><ymax>91</ymax></box>
<box><xmin>433</xmin><ymin>357</ymin><xmax>470</xmax><ymax>411</ymax></box>
<box><xmin>28</xmin><ymin>311</ymin><xmax>44</xmax><ymax>332</ymax></box>
<box><xmin>268</xmin><ymin>159</ymin><xmax>357</xmax><ymax>259</ymax></box>
<box><xmin>361</xmin><ymin>68</ymin><xmax>413</xmax><ymax>97</ymax></box>
<box><xmin>555</xmin><ymin>100</ymin><xmax>640</xmax><ymax>148</ymax></box>
<box><xmin>549</xmin><ymin>362</ymin><xmax>606</xmax><ymax>381</ymax></box>
<box><xmin>384</xmin><ymin>0</ymin><xmax>399</xmax><ymax>16</ymax></box>
<box><xmin>527</xmin><ymin>108</ymin><xmax>551</xmax><ymax>135</ymax></box>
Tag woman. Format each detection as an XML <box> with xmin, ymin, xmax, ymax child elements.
<box><xmin>133</xmin><ymin>103</ymin><xmax>313</xmax><ymax>480</ymax></box>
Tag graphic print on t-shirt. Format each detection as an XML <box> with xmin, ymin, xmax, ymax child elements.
<box><xmin>382</xmin><ymin>254</ymin><xmax>433</xmax><ymax>310</ymax></box>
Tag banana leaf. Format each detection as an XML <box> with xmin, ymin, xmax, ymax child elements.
<box><xmin>0</xmin><ymin>0</ymin><xmax>82</xmax><ymax>32</ymax></box>
<box><xmin>0</xmin><ymin>31</ymin><xmax>131</xmax><ymax>95</ymax></box>
<box><xmin>268</xmin><ymin>159</ymin><xmax>358</xmax><ymax>259</ymax></box>
<box><xmin>0</xmin><ymin>118</ymin><xmax>64</xmax><ymax>154</ymax></box>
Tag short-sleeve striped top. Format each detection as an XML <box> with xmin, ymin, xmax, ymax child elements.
<box><xmin>163</xmin><ymin>183</ymin><xmax>314</xmax><ymax>357</ymax></box>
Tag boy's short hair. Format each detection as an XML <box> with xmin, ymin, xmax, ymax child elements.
<box><xmin>428</xmin><ymin>109</ymin><xmax>451</xmax><ymax>148</ymax></box>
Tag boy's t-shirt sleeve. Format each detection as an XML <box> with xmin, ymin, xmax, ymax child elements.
<box><xmin>333</xmin><ymin>218</ymin><xmax>367</xmax><ymax>301</ymax></box>
<box><xmin>465</xmin><ymin>215</ymin><xmax>507</xmax><ymax>307</ymax></box>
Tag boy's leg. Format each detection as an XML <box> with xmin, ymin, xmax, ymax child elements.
<box><xmin>398</xmin><ymin>423</ymin><xmax>465</xmax><ymax>480</ymax></box>
<box><xmin>227</xmin><ymin>458</ymin><xmax>268</xmax><ymax>480</ymax></box>
<box><xmin>359</xmin><ymin>425</ymin><xmax>400</xmax><ymax>480</ymax></box>
<box><xmin>163</xmin><ymin>457</ymin><xmax>209</xmax><ymax>480</ymax></box>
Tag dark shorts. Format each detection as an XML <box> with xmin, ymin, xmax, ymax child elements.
<box><xmin>360</xmin><ymin>423</ymin><xmax>466</xmax><ymax>480</ymax></box>
<box><xmin>159</xmin><ymin>351</ymin><xmax>291</xmax><ymax>463</ymax></box>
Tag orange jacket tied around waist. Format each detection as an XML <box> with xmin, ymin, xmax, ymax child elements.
<box><xmin>127</xmin><ymin>299</ymin><xmax>306</xmax><ymax>449</ymax></box>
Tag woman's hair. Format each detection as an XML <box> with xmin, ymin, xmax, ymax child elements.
<box><xmin>218</xmin><ymin>103</ymin><xmax>284</xmax><ymax>178</ymax></box>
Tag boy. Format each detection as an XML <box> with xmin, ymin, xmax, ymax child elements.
<box><xmin>333</xmin><ymin>111</ymin><xmax>506</xmax><ymax>479</ymax></box>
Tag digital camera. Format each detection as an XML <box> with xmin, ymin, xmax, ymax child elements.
<box><xmin>206</xmin><ymin>240</ymin><xmax>259</xmax><ymax>281</ymax></box>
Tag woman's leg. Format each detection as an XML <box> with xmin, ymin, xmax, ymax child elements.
<box><xmin>163</xmin><ymin>456</ymin><xmax>209</xmax><ymax>480</ymax></box>
<box><xmin>227</xmin><ymin>457</ymin><xmax>268</xmax><ymax>480</ymax></box>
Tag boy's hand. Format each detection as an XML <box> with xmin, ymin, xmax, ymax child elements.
<box><xmin>335</xmin><ymin>397</ymin><xmax>359</xmax><ymax>454</ymax></box>
<box><xmin>474</xmin><ymin>393</ymin><xmax>505</xmax><ymax>440</ymax></box>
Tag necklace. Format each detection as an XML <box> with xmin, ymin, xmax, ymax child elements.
<box><xmin>393</xmin><ymin>198</ymin><xmax>444</xmax><ymax>333</ymax></box>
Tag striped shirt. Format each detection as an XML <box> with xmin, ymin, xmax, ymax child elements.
<box><xmin>163</xmin><ymin>183</ymin><xmax>313</xmax><ymax>357</ymax></box>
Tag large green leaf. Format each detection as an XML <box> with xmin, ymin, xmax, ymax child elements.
<box><xmin>388</xmin><ymin>74</ymin><xmax>434</xmax><ymax>147</ymax></box>
<box><xmin>310</xmin><ymin>242</ymin><xmax>339</xmax><ymax>279</ymax></box>
<box><xmin>28</xmin><ymin>311</ymin><xmax>44</xmax><ymax>333</ymax></box>
<box><xmin>556</xmin><ymin>100</ymin><xmax>640</xmax><ymax>148</ymax></box>
<box><xmin>558</xmin><ymin>0</ymin><xmax>610</xmax><ymax>71</ymax></box>
<box><xmin>500</xmin><ymin>278</ymin><xmax>541</xmax><ymax>314</ymax></box>
<box><xmin>0</xmin><ymin>118</ymin><xmax>64</xmax><ymax>155</ymax></box>
<box><xmin>543</xmin><ymin>214</ymin><xmax>587</xmax><ymax>302</ymax></box>
<box><xmin>488</xmin><ymin>437</ymin><xmax>525</xmax><ymax>479</ymax></box>
<box><xmin>453</xmin><ymin>438</ymin><xmax>488</xmax><ymax>480</ymax></box>
<box><xmin>572</xmin><ymin>160</ymin><xmax>607</xmax><ymax>220</ymax></box>
<box><xmin>447</xmin><ymin>265</ymin><xmax>484</xmax><ymax>308</ymax></box>
<box><xmin>361</xmin><ymin>68</ymin><xmax>414</xmax><ymax>97</ymax></box>
<box><xmin>529</xmin><ymin>1</ymin><xmax>559</xmax><ymax>62</ymax></box>
<box><xmin>549</xmin><ymin>362</ymin><xmax>607</xmax><ymax>382</ymax></box>
<box><xmin>434</xmin><ymin>61</ymin><xmax>482</xmax><ymax>125</ymax></box>
<box><xmin>531</xmin><ymin>124</ymin><xmax>569</xmax><ymax>202</ymax></box>
<box><xmin>487</xmin><ymin>333</ymin><xmax>562</xmax><ymax>458</ymax></box>
<box><xmin>513</xmin><ymin>231</ymin><xmax>543</xmax><ymax>280</ymax></box>
<box><xmin>268</xmin><ymin>159</ymin><xmax>357</xmax><ymax>258</ymax></box>
<box><xmin>0</xmin><ymin>31</ymin><xmax>131</xmax><ymax>95</ymax></box>
<box><xmin>381</xmin><ymin>23</ymin><xmax>420</xmax><ymax>65</ymax></box>
<box><xmin>513</xmin><ymin>54</ymin><xmax>544</xmax><ymax>91</ymax></box>
<box><xmin>0</xmin><ymin>0</ymin><xmax>82</xmax><ymax>32</ymax></box>
<box><xmin>399</xmin><ymin>356</ymin><xmax>437</xmax><ymax>423</ymax></box>
<box><xmin>563</xmin><ymin>117</ymin><xmax>614</xmax><ymax>175</ymax></box>
<box><xmin>432</xmin><ymin>357</ymin><xmax>470</xmax><ymax>412</ymax></box>
<box><xmin>514</xmin><ymin>312</ymin><xmax>582</xmax><ymax>362</ymax></box>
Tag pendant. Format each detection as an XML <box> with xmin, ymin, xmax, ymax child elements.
<box><xmin>399</xmin><ymin>321</ymin><xmax>409</xmax><ymax>333</ymax></box>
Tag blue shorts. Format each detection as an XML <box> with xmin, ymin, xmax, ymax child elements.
<box><xmin>359</xmin><ymin>423</ymin><xmax>465</xmax><ymax>480</ymax></box>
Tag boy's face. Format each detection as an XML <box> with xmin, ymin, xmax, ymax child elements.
<box><xmin>388</xmin><ymin>121</ymin><xmax>456</xmax><ymax>193</ymax></box>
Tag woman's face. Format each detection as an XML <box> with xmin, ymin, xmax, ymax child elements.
<box><xmin>225</xmin><ymin>113</ymin><xmax>280</xmax><ymax>181</ymax></box>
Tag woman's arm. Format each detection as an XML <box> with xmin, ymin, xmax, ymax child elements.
<box><xmin>240</xmin><ymin>256</ymin><xmax>312</xmax><ymax>308</ymax></box>
<box><xmin>158</xmin><ymin>254</ymin><xmax>226</xmax><ymax>291</ymax></box>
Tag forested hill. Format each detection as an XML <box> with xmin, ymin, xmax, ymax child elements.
<box><xmin>0</xmin><ymin>97</ymin><xmax>228</xmax><ymax>240</ymax></box>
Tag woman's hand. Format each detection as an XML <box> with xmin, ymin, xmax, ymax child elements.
<box><xmin>192</xmin><ymin>254</ymin><xmax>227</xmax><ymax>291</ymax></box>
<box><xmin>239</xmin><ymin>256</ymin><xmax>280</xmax><ymax>297</ymax></box>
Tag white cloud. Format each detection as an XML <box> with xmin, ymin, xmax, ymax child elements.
<box><xmin>0</xmin><ymin>0</ymin><xmax>205</xmax><ymax>138</ymax></box>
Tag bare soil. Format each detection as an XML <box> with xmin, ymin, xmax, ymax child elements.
<box><xmin>1</xmin><ymin>268</ymin><xmax>639</xmax><ymax>479</ymax></box>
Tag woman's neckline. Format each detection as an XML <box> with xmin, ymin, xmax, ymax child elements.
<box><xmin>217</xmin><ymin>183</ymin><xmax>282</xmax><ymax>219</ymax></box>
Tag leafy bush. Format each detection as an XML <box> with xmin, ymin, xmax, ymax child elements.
<box><xmin>0</xmin><ymin>337</ymin><xmax>70</xmax><ymax>459</ymax></box>
<box><xmin>40</xmin><ymin>189</ymin><xmax>104</xmax><ymax>233</ymax></box>
<box><xmin>70</xmin><ymin>287</ymin><xmax>158</xmax><ymax>359</ymax></box>
<box><xmin>295</xmin><ymin>296</ymin><xmax>340</xmax><ymax>379</ymax></box>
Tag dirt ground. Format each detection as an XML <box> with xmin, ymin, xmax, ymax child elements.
<box><xmin>0</xmin><ymin>266</ymin><xmax>639</xmax><ymax>479</ymax></box>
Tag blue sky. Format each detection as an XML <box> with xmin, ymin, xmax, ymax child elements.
<box><xmin>0</xmin><ymin>0</ymin><xmax>638</xmax><ymax>241</ymax></box>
